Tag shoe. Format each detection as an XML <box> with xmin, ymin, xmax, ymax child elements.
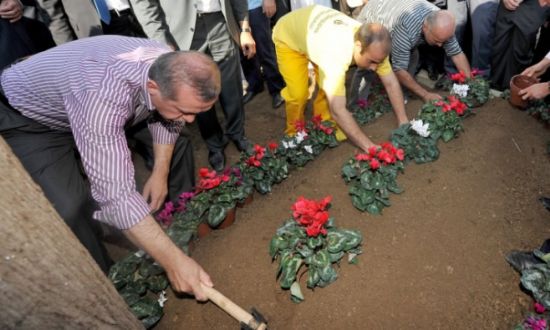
<box><xmin>272</xmin><ymin>93</ymin><xmax>284</xmax><ymax>109</ymax></box>
<box><xmin>505</xmin><ymin>250</ymin><xmax>542</xmax><ymax>273</ymax></box>
<box><xmin>243</xmin><ymin>88</ymin><xmax>263</xmax><ymax>104</ymax></box>
<box><xmin>208</xmin><ymin>150</ymin><xmax>225</xmax><ymax>172</ymax></box>
<box><xmin>232</xmin><ymin>137</ymin><xmax>251</xmax><ymax>152</ymax></box>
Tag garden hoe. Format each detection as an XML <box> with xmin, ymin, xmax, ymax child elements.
<box><xmin>201</xmin><ymin>284</ymin><xmax>268</xmax><ymax>329</ymax></box>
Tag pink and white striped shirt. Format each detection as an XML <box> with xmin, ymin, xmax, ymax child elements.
<box><xmin>1</xmin><ymin>35</ymin><xmax>183</xmax><ymax>229</ymax></box>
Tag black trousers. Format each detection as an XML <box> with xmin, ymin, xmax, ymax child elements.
<box><xmin>490</xmin><ymin>0</ymin><xmax>549</xmax><ymax>91</ymax></box>
<box><xmin>190</xmin><ymin>12</ymin><xmax>245</xmax><ymax>152</ymax></box>
<box><xmin>241</xmin><ymin>7</ymin><xmax>285</xmax><ymax>96</ymax></box>
<box><xmin>0</xmin><ymin>98</ymin><xmax>195</xmax><ymax>273</ymax></box>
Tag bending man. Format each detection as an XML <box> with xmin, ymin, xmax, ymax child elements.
<box><xmin>272</xmin><ymin>5</ymin><xmax>408</xmax><ymax>151</ymax></box>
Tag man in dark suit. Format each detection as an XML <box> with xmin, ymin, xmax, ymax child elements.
<box><xmin>131</xmin><ymin>0</ymin><xmax>256</xmax><ymax>172</ymax></box>
<box><xmin>0</xmin><ymin>0</ymin><xmax>55</xmax><ymax>69</ymax></box>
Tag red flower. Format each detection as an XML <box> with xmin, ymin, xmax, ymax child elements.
<box><xmin>535</xmin><ymin>302</ymin><xmax>546</xmax><ymax>314</ymax></box>
<box><xmin>268</xmin><ymin>141</ymin><xmax>278</xmax><ymax>151</ymax></box>
<box><xmin>291</xmin><ymin>196</ymin><xmax>332</xmax><ymax>237</ymax></box>
<box><xmin>357</xmin><ymin>98</ymin><xmax>368</xmax><ymax>109</ymax></box>
<box><xmin>369</xmin><ymin>158</ymin><xmax>380</xmax><ymax>170</ymax></box>
<box><xmin>450</xmin><ymin>71</ymin><xmax>466</xmax><ymax>84</ymax></box>
<box><xmin>377</xmin><ymin>149</ymin><xmax>394</xmax><ymax>165</ymax></box>
<box><xmin>294</xmin><ymin>120</ymin><xmax>306</xmax><ymax>132</ymax></box>
<box><xmin>470</xmin><ymin>68</ymin><xmax>482</xmax><ymax>77</ymax></box>
<box><xmin>312</xmin><ymin>115</ymin><xmax>322</xmax><ymax>126</ymax></box>
<box><xmin>395</xmin><ymin>148</ymin><xmax>405</xmax><ymax>161</ymax></box>
<box><xmin>355</xmin><ymin>153</ymin><xmax>371</xmax><ymax>161</ymax></box>
<box><xmin>367</xmin><ymin>146</ymin><xmax>378</xmax><ymax>157</ymax></box>
<box><xmin>246</xmin><ymin>155</ymin><xmax>261</xmax><ymax>167</ymax></box>
<box><xmin>319</xmin><ymin>124</ymin><xmax>334</xmax><ymax>135</ymax></box>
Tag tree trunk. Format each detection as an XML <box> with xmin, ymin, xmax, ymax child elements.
<box><xmin>0</xmin><ymin>137</ymin><xmax>142</xmax><ymax>329</ymax></box>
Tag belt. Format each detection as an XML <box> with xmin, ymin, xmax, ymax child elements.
<box><xmin>197</xmin><ymin>11</ymin><xmax>222</xmax><ymax>18</ymax></box>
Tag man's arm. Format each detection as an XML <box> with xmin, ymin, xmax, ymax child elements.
<box><xmin>379</xmin><ymin>72</ymin><xmax>409</xmax><ymax>126</ymax></box>
<box><xmin>394</xmin><ymin>69</ymin><xmax>442</xmax><ymax>101</ymax></box>
<box><xmin>450</xmin><ymin>52</ymin><xmax>471</xmax><ymax>76</ymax></box>
<box><xmin>142</xmin><ymin>143</ymin><xmax>173</xmax><ymax>212</ymax></box>
<box><xmin>123</xmin><ymin>215</ymin><xmax>213</xmax><ymax>300</ymax></box>
<box><xmin>129</xmin><ymin>0</ymin><xmax>177</xmax><ymax>49</ymax></box>
<box><xmin>326</xmin><ymin>94</ymin><xmax>377</xmax><ymax>152</ymax></box>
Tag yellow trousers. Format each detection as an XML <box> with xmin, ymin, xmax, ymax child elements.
<box><xmin>275</xmin><ymin>41</ymin><xmax>333</xmax><ymax>136</ymax></box>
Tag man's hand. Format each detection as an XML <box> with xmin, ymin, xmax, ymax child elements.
<box><xmin>502</xmin><ymin>0</ymin><xmax>522</xmax><ymax>11</ymax></box>
<box><xmin>0</xmin><ymin>0</ymin><xmax>24</xmax><ymax>23</ymax></box>
<box><xmin>262</xmin><ymin>0</ymin><xmax>276</xmax><ymax>18</ymax></box>
<box><xmin>123</xmin><ymin>216</ymin><xmax>214</xmax><ymax>301</ymax></box>
<box><xmin>142</xmin><ymin>171</ymin><xmax>168</xmax><ymax>212</ymax></box>
<box><xmin>522</xmin><ymin>58</ymin><xmax>550</xmax><ymax>78</ymax></box>
<box><xmin>422</xmin><ymin>92</ymin><xmax>443</xmax><ymax>102</ymax></box>
<box><xmin>519</xmin><ymin>82</ymin><xmax>550</xmax><ymax>101</ymax></box>
<box><xmin>165</xmin><ymin>251</ymin><xmax>213</xmax><ymax>301</ymax></box>
<box><xmin>240</xmin><ymin>30</ymin><xmax>256</xmax><ymax>59</ymax></box>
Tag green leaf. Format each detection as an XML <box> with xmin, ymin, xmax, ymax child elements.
<box><xmin>280</xmin><ymin>255</ymin><xmax>303</xmax><ymax>289</ymax></box>
<box><xmin>147</xmin><ymin>275</ymin><xmax>169</xmax><ymax>293</ymax></box>
<box><xmin>329</xmin><ymin>251</ymin><xmax>345</xmax><ymax>263</ymax></box>
<box><xmin>207</xmin><ymin>204</ymin><xmax>228</xmax><ymax>227</ymax></box>
<box><xmin>366</xmin><ymin>202</ymin><xmax>381</xmax><ymax>215</ymax></box>
<box><xmin>327</xmin><ymin>231</ymin><xmax>347</xmax><ymax>253</ymax></box>
<box><xmin>307</xmin><ymin>267</ymin><xmax>320</xmax><ymax>288</ymax></box>
<box><xmin>318</xmin><ymin>265</ymin><xmax>338</xmax><ymax>284</ymax></box>
<box><xmin>311</xmin><ymin>249</ymin><xmax>331</xmax><ymax>268</ymax></box>
<box><xmin>442</xmin><ymin>129</ymin><xmax>455</xmax><ymax>142</ymax></box>
<box><xmin>307</xmin><ymin>236</ymin><xmax>323</xmax><ymax>249</ymax></box>
<box><xmin>290</xmin><ymin>281</ymin><xmax>304</xmax><ymax>303</ymax></box>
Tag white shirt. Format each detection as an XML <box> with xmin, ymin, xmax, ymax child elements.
<box><xmin>105</xmin><ymin>0</ymin><xmax>130</xmax><ymax>12</ymax></box>
<box><xmin>196</xmin><ymin>0</ymin><xmax>222</xmax><ymax>13</ymax></box>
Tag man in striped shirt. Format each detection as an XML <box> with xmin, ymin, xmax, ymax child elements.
<box><xmin>357</xmin><ymin>0</ymin><xmax>471</xmax><ymax>102</ymax></box>
<box><xmin>0</xmin><ymin>36</ymin><xmax>219</xmax><ymax>301</ymax></box>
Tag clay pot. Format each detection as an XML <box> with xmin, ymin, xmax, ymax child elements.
<box><xmin>237</xmin><ymin>193</ymin><xmax>254</xmax><ymax>208</ymax></box>
<box><xmin>197</xmin><ymin>222</ymin><xmax>212</xmax><ymax>238</ymax></box>
<box><xmin>509</xmin><ymin>75</ymin><xmax>537</xmax><ymax>109</ymax></box>
<box><xmin>217</xmin><ymin>207</ymin><xmax>236</xmax><ymax>229</ymax></box>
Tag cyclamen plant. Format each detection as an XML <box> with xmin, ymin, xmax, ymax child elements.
<box><xmin>350</xmin><ymin>77</ymin><xmax>393</xmax><ymax>125</ymax></box>
<box><xmin>390</xmin><ymin>120</ymin><xmax>440</xmax><ymax>164</ymax></box>
<box><xmin>239</xmin><ymin>142</ymin><xmax>289</xmax><ymax>194</ymax></box>
<box><xmin>418</xmin><ymin>96</ymin><xmax>467</xmax><ymax>142</ymax></box>
<box><xmin>341</xmin><ymin>142</ymin><xmax>405</xmax><ymax>214</ymax></box>
<box><xmin>269</xmin><ymin>196</ymin><xmax>362</xmax><ymax>303</ymax></box>
<box><xmin>449</xmin><ymin>69</ymin><xmax>490</xmax><ymax>108</ymax></box>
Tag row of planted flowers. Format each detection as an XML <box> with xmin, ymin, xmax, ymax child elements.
<box><xmin>109</xmin><ymin>70</ymin><xmax>490</xmax><ymax>327</ymax></box>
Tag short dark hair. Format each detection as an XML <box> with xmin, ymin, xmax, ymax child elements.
<box><xmin>148</xmin><ymin>51</ymin><xmax>221</xmax><ymax>102</ymax></box>
<box><xmin>354</xmin><ymin>23</ymin><xmax>391</xmax><ymax>55</ymax></box>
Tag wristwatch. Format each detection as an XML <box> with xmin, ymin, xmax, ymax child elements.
<box><xmin>241</xmin><ymin>28</ymin><xmax>251</xmax><ymax>33</ymax></box>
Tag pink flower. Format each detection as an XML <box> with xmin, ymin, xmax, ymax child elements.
<box><xmin>535</xmin><ymin>302</ymin><xmax>546</xmax><ymax>314</ymax></box>
<box><xmin>357</xmin><ymin>98</ymin><xmax>368</xmax><ymax>109</ymax></box>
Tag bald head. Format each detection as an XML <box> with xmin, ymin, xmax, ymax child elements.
<box><xmin>354</xmin><ymin>22</ymin><xmax>391</xmax><ymax>55</ymax></box>
<box><xmin>148</xmin><ymin>51</ymin><xmax>221</xmax><ymax>102</ymax></box>
<box><xmin>423</xmin><ymin>10</ymin><xmax>456</xmax><ymax>46</ymax></box>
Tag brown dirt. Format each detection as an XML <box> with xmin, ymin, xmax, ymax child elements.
<box><xmin>140</xmin><ymin>92</ymin><xmax>550</xmax><ymax>329</ymax></box>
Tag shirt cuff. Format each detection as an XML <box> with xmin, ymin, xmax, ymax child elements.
<box><xmin>93</xmin><ymin>191</ymin><xmax>151</xmax><ymax>230</ymax></box>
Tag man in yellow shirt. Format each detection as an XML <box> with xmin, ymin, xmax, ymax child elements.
<box><xmin>272</xmin><ymin>5</ymin><xmax>408</xmax><ymax>151</ymax></box>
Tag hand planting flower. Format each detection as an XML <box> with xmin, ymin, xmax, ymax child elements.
<box><xmin>342</xmin><ymin>142</ymin><xmax>405</xmax><ymax>214</ymax></box>
<box><xmin>270</xmin><ymin>196</ymin><xmax>362</xmax><ymax>302</ymax></box>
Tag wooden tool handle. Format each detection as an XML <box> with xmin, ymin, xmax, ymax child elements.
<box><xmin>201</xmin><ymin>284</ymin><xmax>267</xmax><ymax>330</ymax></box>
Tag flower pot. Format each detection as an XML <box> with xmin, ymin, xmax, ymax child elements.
<box><xmin>217</xmin><ymin>207</ymin><xmax>236</xmax><ymax>229</ymax></box>
<box><xmin>197</xmin><ymin>222</ymin><xmax>212</xmax><ymax>238</ymax></box>
<box><xmin>237</xmin><ymin>192</ymin><xmax>254</xmax><ymax>208</ymax></box>
<box><xmin>509</xmin><ymin>75</ymin><xmax>537</xmax><ymax>109</ymax></box>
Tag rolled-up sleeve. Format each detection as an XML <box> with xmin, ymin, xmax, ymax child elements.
<box><xmin>66</xmin><ymin>90</ymin><xmax>151</xmax><ymax>230</ymax></box>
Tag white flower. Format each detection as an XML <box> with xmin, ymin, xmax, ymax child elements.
<box><xmin>410</xmin><ymin>119</ymin><xmax>430</xmax><ymax>137</ymax></box>
<box><xmin>451</xmin><ymin>83</ymin><xmax>469</xmax><ymax>98</ymax></box>
<box><xmin>304</xmin><ymin>145</ymin><xmax>313</xmax><ymax>154</ymax></box>
<box><xmin>283</xmin><ymin>140</ymin><xmax>296</xmax><ymax>149</ymax></box>
<box><xmin>295</xmin><ymin>131</ymin><xmax>308</xmax><ymax>144</ymax></box>
<box><xmin>158</xmin><ymin>290</ymin><xmax>168</xmax><ymax>307</ymax></box>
